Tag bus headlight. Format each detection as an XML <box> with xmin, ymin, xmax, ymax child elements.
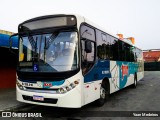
<box><xmin>16</xmin><ymin>81</ymin><xmax>26</xmax><ymax>90</ymax></box>
<box><xmin>57</xmin><ymin>80</ymin><xmax>79</xmax><ymax>94</ymax></box>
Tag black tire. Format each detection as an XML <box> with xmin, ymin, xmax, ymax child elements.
<box><xmin>96</xmin><ymin>81</ymin><xmax>109</xmax><ymax>107</ymax></box>
<box><xmin>131</xmin><ymin>74</ymin><xmax>137</xmax><ymax>88</ymax></box>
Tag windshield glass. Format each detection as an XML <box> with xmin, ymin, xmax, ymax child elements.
<box><xmin>18</xmin><ymin>32</ymin><xmax>79</xmax><ymax>72</ymax></box>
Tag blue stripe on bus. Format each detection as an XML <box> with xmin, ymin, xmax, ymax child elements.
<box><xmin>84</xmin><ymin>60</ymin><xmax>111</xmax><ymax>83</ymax></box>
<box><xmin>84</xmin><ymin>60</ymin><xmax>139</xmax><ymax>90</ymax></box>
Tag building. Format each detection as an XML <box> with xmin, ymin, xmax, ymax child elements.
<box><xmin>0</xmin><ymin>30</ymin><xmax>18</xmax><ymax>48</ymax></box>
<box><xmin>143</xmin><ymin>50</ymin><xmax>160</xmax><ymax>62</ymax></box>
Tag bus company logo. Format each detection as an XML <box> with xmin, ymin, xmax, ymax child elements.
<box><xmin>37</xmin><ymin>81</ymin><xmax>43</xmax><ymax>88</ymax></box>
<box><xmin>121</xmin><ymin>64</ymin><xmax>128</xmax><ymax>78</ymax></box>
<box><xmin>44</xmin><ymin>82</ymin><xmax>52</xmax><ymax>87</ymax></box>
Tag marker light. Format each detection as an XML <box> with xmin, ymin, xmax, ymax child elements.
<box><xmin>57</xmin><ymin>80</ymin><xmax>79</xmax><ymax>94</ymax></box>
<box><xmin>16</xmin><ymin>81</ymin><xmax>26</xmax><ymax>90</ymax></box>
<box><xmin>74</xmin><ymin>80</ymin><xmax>79</xmax><ymax>85</ymax></box>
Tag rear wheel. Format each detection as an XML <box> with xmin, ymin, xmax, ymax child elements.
<box><xmin>96</xmin><ymin>81</ymin><xmax>109</xmax><ymax>107</ymax></box>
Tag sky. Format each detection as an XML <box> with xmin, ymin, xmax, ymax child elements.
<box><xmin>0</xmin><ymin>0</ymin><xmax>160</xmax><ymax>50</ymax></box>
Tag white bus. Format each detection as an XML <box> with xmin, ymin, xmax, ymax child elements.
<box><xmin>10</xmin><ymin>14</ymin><xmax>144</xmax><ymax>108</ymax></box>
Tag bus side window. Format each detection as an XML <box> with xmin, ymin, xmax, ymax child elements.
<box><xmin>110</xmin><ymin>38</ymin><xmax>118</xmax><ymax>61</ymax></box>
<box><xmin>80</xmin><ymin>24</ymin><xmax>96</xmax><ymax>75</ymax></box>
<box><xmin>130</xmin><ymin>46</ymin><xmax>135</xmax><ymax>62</ymax></box>
<box><xmin>96</xmin><ymin>30</ymin><xmax>110</xmax><ymax>60</ymax></box>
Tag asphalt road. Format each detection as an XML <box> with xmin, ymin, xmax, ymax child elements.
<box><xmin>4</xmin><ymin>71</ymin><xmax>160</xmax><ymax>120</ymax></box>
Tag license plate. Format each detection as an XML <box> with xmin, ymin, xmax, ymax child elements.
<box><xmin>33</xmin><ymin>95</ymin><xmax>44</xmax><ymax>101</ymax></box>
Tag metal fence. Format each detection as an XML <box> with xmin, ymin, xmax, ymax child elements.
<box><xmin>144</xmin><ymin>62</ymin><xmax>160</xmax><ymax>71</ymax></box>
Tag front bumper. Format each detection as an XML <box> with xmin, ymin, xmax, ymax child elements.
<box><xmin>16</xmin><ymin>85</ymin><xmax>82</xmax><ymax>108</ymax></box>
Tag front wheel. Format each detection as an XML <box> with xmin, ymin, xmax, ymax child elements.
<box><xmin>96</xmin><ymin>82</ymin><xmax>109</xmax><ymax>107</ymax></box>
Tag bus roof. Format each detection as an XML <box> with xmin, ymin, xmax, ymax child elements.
<box><xmin>18</xmin><ymin>14</ymin><xmax>141</xmax><ymax>50</ymax></box>
<box><xmin>75</xmin><ymin>14</ymin><xmax>140</xmax><ymax>49</ymax></box>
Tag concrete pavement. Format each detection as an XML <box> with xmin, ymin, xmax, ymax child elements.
<box><xmin>0</xmin><ymin>88</ymin><xmax>26</xmax><ymax>111</ymax></box>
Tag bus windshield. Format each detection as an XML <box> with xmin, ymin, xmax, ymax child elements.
<box><xmin>18</xmin><ymin>31</ymin><xmax>78</xmax><ymax>72</ymax></box>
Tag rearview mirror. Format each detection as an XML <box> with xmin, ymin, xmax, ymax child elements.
<box><xmin>85</xmin><ymin>40</ymin><xmax>92</xmax><ymax>53</ymax></box>
<box><xmin>9</xmin><ymin>33</ymin><xmax>18</xmax><ymax>48</ymax></box>
<box><xmin>9</xmin><ymin>33</ymin><xmax>19</xmax><ymax>55</ymax></box>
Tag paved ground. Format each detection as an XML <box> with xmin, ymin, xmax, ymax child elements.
<box><xmin>0</xmin><ymin>88</ymin><xmax>26</xmax><ymax>111</ymax></box>
<box><xmin>0</xmin><ymin>71</ymin><xmax>160</xmax><ymax>120</ymax></box>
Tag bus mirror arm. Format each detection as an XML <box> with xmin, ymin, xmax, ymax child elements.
<box><xmin>9</xmin><ymin>33</ymin><xmax>19</xmax><ymax>55</ymax></box>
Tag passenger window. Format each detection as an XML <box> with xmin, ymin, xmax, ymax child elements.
<box><xmin>81</xmin><ymin>25</ymin><xmax>95</xmax><ymax>41</ymax></box>
<box><xmin>96</xmin><ymin>30</ymin><xmax>110</xmax><ymax>60</ymax></box>
<box><xmin>81</xmin><ymin>25</ymin><xmax>96</xmax><ymax>75</ymax></box>
<box><xmin>101</xmin><ymin>33</ymin><xmax>107</xmax><ymax>42</ymax></box>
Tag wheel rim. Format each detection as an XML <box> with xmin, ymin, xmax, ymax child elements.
<box><xmin>100</xmin><ymin>87</ymin><xmax>106</xmax><ymax>99</ymax></box>
<box><xmin>135</xmin><ymin>79</ymin><xmax>137</xmax><ymax>86</ymax></box>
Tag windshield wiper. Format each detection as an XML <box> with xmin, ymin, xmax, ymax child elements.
<box><xmin>46</xmin><ymin>32</ymin><xmax>59</xmax><ymax>49</ymax></box>
<box><xmin>44</xmin><ymin>37</ymin><xmax>47</xmax><ymax>63</ymax></box>
<box><xmin>28</xmin><ymin>36</ymin><xmax>36</xmax><ymax>49</ymax></box>
<box><xmin>28</xmin><ymin>36</ymin><xmax>38</xmax><ymax>61</ymax></box>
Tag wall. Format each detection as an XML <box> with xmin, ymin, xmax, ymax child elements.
<box><xmin>0</xmin><ymin>47</ymin><xmax>18</xmax><ymax>88</ymax></box>
<box><xmin>144</xmin><ymin>62</ymin><xmax>160</xmax><ymax>71</ymax></box>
